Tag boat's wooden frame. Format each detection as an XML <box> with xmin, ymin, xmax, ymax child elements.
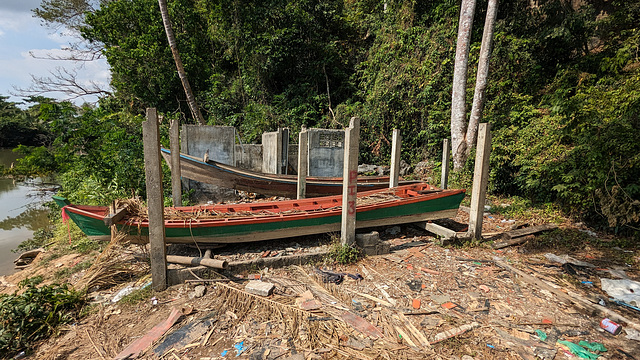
<box><xmin>160</xmin><ymin>148</ymin><xmax>419</xmax><ymax>197</ymax></box>
<box><xmin>54</xmin><ymin>183</ymin><xmax>465</xmax><ymax>245</ymax></box>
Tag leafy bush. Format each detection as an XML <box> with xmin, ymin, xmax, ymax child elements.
<box><xmin>329</xmin><ymin>239</ymin><xmax>361</xmax><ymax>264</ymax></box>
<box><xmin>0</xmin><ymin>278</ymin><xmax>85</xmax><ymax>357</ymax></box>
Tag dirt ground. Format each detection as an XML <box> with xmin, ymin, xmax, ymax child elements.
<box><xmin>2</xmin><ymin>208</ymin><xmax>640</xmax><ymax>360</ymax></box>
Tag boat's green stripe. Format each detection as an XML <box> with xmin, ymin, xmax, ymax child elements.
<box><xmin>55</xmin><ymin>192</ymin><xmax>465</xmax><ymax>239</ymax></box>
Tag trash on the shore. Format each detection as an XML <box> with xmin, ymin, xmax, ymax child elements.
<box><xmin>601</xmin><ymin>278</ymin><xmax>640</xmax><ymax>307</ymax></box>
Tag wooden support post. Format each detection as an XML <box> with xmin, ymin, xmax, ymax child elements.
<box><xmin>297</xmin><ymin>126</ymin><xmax>308</xmax><ymax>199</ymax></box>
<box><xmin>389</xmin><ymin>129</ymin><xmax>401</xmax><ymax>188</ymax></box>
<box><xmin>143</xmin><ymin>108</ymin><xmax>167</xmax><ymax>291</ymax></box>
<box><xmin>468</xmin><ymin>123</ymin><xmax>491</xmax><ymax>240</ymax></box>
<box><xmin>169</xmin><ymin>118</ymin><xmax>182</xmax><ymax>207</ymax></box>
<box><xmin>441</xmin><ymin>139</ymin><xmax>450</xmax><ymax>189</ymax></box>
<box><xmin>341</xmin><ymin>117</ymin><xmax>360</xmax><ymax>246</ymax></box>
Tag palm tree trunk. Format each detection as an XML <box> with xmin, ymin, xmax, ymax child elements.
<box><xmin>450</xmin><ymin>0</ymin><xmax>477</xmax><ymax>171</ymax></box>
<box><xmin>466</xmin><ymin>0</ymin><xmax>498</xmax><ymax>155</ymax></box>
<box><xmin>158</xmin><ymin>0</ymin><xmax>205</xmax><ymax>125</ymax></box>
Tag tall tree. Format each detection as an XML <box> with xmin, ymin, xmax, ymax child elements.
<box><xmin>158</xmin><ymin>0</ymin><xmax>205</xmax><ymax>124</ymax></box>
<box><xmin>466</xmin><ymin>0</ymin><xmax>499</xmax><ymax>156</ymax></box>
<box><xmin>450</xmin><ymin>0</ymin><xmax>476</xmax><ymax>171</ymax></box>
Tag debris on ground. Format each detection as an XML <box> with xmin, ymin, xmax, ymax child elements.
<box><xmin>2</xmin><ymin>208</ymin><xmax>639</xmax><ymax>359</ymax></box>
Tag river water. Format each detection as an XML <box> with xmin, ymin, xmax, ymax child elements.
<box><xmin>0</xmin><ymin>149</ymin><xmax>52</xmax><ymax>276</ymax></box>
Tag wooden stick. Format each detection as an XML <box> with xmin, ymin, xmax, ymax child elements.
<box><xmin>397</xmin><ymin>313</ymin><xmax>431</xmax><ymax>347</ymax></box>
<box><xmin>85</xmin><ymin>328</ymin><xmax>106</xmax><ymax>360</ymax></box>
<box><xmin>394</xmin><ymin>325</ymin><xmax>418</xmax><ymax>349</ymax></box>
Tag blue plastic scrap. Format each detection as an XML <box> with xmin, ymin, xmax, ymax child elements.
<box><xmin>234</xmin><ymin>341</ymin><xmax>245</xmax><ymax>356</ymax></box>
<box><xmin>221</xmin><ymin>350</ymin><xmax>228</xmax><ymax>357</ymax></box>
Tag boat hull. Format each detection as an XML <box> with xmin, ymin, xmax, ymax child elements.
<box><xmin>53</xmin><ymin>184</ymin><xmax>465</xmax><ymax>244</ymax></box>
<box><xmin>161</xmin><ymin>148</ymin><xmax>418</xmax><ymax>197</ymax></box>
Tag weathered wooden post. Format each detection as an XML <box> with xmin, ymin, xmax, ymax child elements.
<box><xmin>441</xmin><ymin>139</ymin><xmax>450</xmax><ymax>189</ymax></box>
<box><xmin>389</xmin><ymin>129</ymin><xmax>401</xmax><ymax>188</ymax></box>
<box><xmin>297</xmin><ymin>126</ymin><xmax>308</xmax><ymax>199</ymax></box>
<box><xmin>468</xmin><ymin>123</ymin><xmax>491</xmax><ymax>240</ymax></box>
<box><xmin>169</xmin><ymin>118</ymin><xmax>182</xmax><ymax>207</ymax></box>
<box><xmin>341</xmin><ymin>117</ymin><xmax>360</xmax><ymax>246</ymax></box>
<box><xmin>142</xmin><ymin>108</ymin><xmax>167</xmax><ymax>291</ymax></box>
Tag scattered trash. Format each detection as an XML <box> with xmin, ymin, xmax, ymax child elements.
<box><xmin>221</xmin><ymin>350</ymin><xmax>228</xmax><ymax>357</ymax></box>
<box><xmin>544</xmin><ymin>253</ymin><xmax>595</xmax><ymax>268</ymax></box>
<box><xmin>114</xmin><ymin>307</ymin><xmax>185</xmax><ymax>360</ymax></box>
<box><xmin>486</xmin><ymin>344</ymin><xmax>495</xmax><ymax>349</ymax></box>
<box><xmin>625</xmin><ymin>328</ymin><xmax>640</xmax><ymax>341</ymax></box>
<box><xmin>315</xmin><ymin>268</ymin><xmax>344</xmax><ymax>284</ymax></box>
<box><xmin>578</xmin><ymin>341</ymin><xmax>606</xmax><ymax>353</ymax></box>
<box><xmin>601</xmin><ymin>278</ymin><xmax>640</xmax><ymax>307</ymax></box>
<box><xmin>441</xmin><ymin>302</ymin><xmax>458</xmax><ymax>310</ymax></box>
<box><xmin>535</xmin><ymin>329</ymin><xmax>548</xmax><ymax>341</ymax></box>
<box><xmin>600</xmin><ymin>318</ymin><xmax>622</xmax><ymax>335</ymax></box>
<box><xmin>406</xmin><ymin>279</ymin><xmax>422</xmax><ymax>291</ymax></box>
<box><xmin>234</xmin><ymin>341</ymin><xmax>245</xmax><ymax>356</ymax></box>
<box><xmin>412</xmin><ymin>298</ymin><xmax>421</xmax><ymax>309</ymax></box>
<box><xmin>556</xmin><ymin>340</ymin><xmax>600</xmax><ymax>360</ymax></box>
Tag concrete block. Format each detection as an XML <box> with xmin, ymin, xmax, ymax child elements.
<box><xmin>356</xmin><ymin>231</ymin><xmax>380</xmax><ymax>248</ymax></box>
<box><xmin>245</xmin><ymin>280</ymin><xmax>275</xmax><ymax>297</ymax></box>
<box><xmin>362</xmin><ymin>241</ymin><xmax>390</xmax><ymax>256</ymax></box>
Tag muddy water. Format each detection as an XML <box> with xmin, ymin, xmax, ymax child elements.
<box><xmin>0</xmin><ymin>149</ymin><xmax>52</xmax><ymax>276</ymax></box>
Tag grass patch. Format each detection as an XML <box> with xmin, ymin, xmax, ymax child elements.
<box><xmin>54</xmin><ymin>260</ymin><xmax>93</xmax><ymax>280</ymax></box>
<box><xmin>327</xmin><ymin>236</ymin><xmax>361</xmax><ymax>264</ymax></box>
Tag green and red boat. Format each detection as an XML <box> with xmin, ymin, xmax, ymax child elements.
<box><xmin>53</xmin><ymin>183</ymin><xmax>464</xmax><ymax>245</ymax></box>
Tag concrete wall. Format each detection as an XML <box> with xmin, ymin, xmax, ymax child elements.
<box><xmin>181</xmin><ymin>125</ymin><xmax>237</xmax><ymax>203</ymax></box>
<box><xmin>235</xmin><ymin>144</ymin><xmax>262</xmax><ymax>172</ymax></box>
<box><xmin>307</xmin><ymin>129</ymin><xmax>345</xmax><ymax>177</ymax></box>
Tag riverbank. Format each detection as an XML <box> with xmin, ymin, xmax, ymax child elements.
<box><xmin>1</xmin><ymin>204</ymin><xmax>638</xmax><ymax>359</ymax></box>
<box><xmin>0</xmin><ymin>148</ymin><xmax>53</xmax><ymax>276</ymax></box>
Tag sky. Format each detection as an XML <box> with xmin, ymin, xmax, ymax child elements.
<box><xmin>0</xmin><ymin>0</ymin><xmax>110</xmax><ymax>106</ymax></box>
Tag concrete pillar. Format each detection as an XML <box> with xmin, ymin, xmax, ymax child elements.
<box><xmin>441</xmin><ymin>139</ymin><xmax>450</xmax><ymax>189</ymax></box>
<box><xmin>169</xmin><ymin>118</ymin><xmax>182</xmax><ymax>207</ymax></box>
<box><xmin>341</xmin><ymin>117</ymin><xmax>360</xmax><ymax>245</ymax></box>
<box><xmin>297</xmin><ymin>126</ymin><xmax>308</xmax><ymax>199</ymax></box>
<box><xmin>142</xmin><ymin>108</ymin><xmax>167</xmax><ymax>291</ymax></box>
<box><xmin>468</xmin><ymin>123</ymin><xmax>491</xmax><ymax>240</ymax></box>
<box><xmin>389</xmin><ymin>129</ymin><xmax>401</xmax><ymax>188</ymax></box>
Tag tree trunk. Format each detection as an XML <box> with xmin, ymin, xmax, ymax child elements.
<box><xmin>466</xmin><ymin>0</ymin><xmax>498</xmax><ymax>156</ymax></box>
<box><xmin>450</xmin><ymin>0</ymin><xmax>477</xmax><ymax>171</ymax></box>
<box><xmin>158</xmin><ymin>0</ymin><xmax>205</xmax><ymax>125</ymax></box>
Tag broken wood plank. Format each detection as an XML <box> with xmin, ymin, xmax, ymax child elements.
<box><xmin>414</xmin><ymin>222</ymin><xmax>457</xmax><ymax>239</ymax></box>
<box><xmin>431</xmin><ymin>322</ymin><xmax>479</xmax><ymax>344</ymax></box>
<box><xmin>344</xmin><ymin>289</ymin><xmax>394</xmax><ymax>307</ymax></box>
<box><xmin>492</xmin><ymin>234</ymin><xmax>535</xmax><ymax>249</ymax></box>
<box><xmin>397</xmin><ymin>313</ymin><xmax>431</xmax><ymax>348</ymax></box>
<box><xmin>394</xmin><ymin>325</ymin><xmax>419</xmax><ymax>349</ymax></box>
<box><xmin>103</xmin><ymin>207</ymin><xmax>128</xmax><ymax>226</ymax></box>
<box><xmin>502</xmin><ymin>224</ymin><xmax>557</xmax><ymax>239</ymax></box>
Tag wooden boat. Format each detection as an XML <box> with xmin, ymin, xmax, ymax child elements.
<box><xmin>160</xmin><ymin>148</ymin><xmax>419</xmax><ymax>197</ymax></box>
<box><xmin>53</xmin><ymin>183</ymin><xmax>464</xmax><ymax>244</ymax></box>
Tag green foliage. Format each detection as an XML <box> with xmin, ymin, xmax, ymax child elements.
<box><xmin>0</xmin><ymin>278</ymin><xmax>85</xmax><ymax>357</ymax></box>
<box><xmin>13</xmin><ymin>228</ymin><xmax>54</xmax><ymax>253</ymax></box>
<box><xmin>329</xmin><ymin>238</ymin><xmax>361</xmax><ymax>264</ymax></box>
